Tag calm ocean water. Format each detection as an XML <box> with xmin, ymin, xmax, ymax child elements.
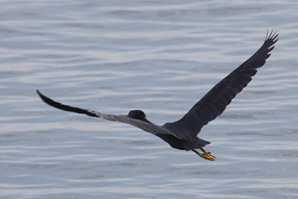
<box><xmin>1</xmin><ymin>0</ymin><xmax>298</xmax><ymax>198</ymax></box>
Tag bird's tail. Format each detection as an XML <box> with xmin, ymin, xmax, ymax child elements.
<box><xmin>184</xmin><ymin>138</ymin><xmax>211</xmax><ymax>151</ymax></box>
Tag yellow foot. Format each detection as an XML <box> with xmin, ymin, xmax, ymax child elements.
<box><xmin>200</xmin><ymin>152</ymin><xmax>216</xmax><ymax>161</ymax></box>
<box><xmin>192</xmin><ymin>149</ymin><xmax>216</xmax><ymax>161</ymax></box>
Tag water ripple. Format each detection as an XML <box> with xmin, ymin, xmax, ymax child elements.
<box><xmin>1</xmin><ymin>0</ymin><xmax>298</xmax><ymax>199</ymax></box>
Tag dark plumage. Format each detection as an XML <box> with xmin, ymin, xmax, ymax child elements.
<box><xmin>37</xmin><ymin>31</ymin><xmax>278</xmax><ymax>161</ymax></box>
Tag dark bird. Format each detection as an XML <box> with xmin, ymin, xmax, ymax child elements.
<box><xmin>37</xmin><ymin>31</ymin><xmax>278</xmax><ymax>161</ymax></box>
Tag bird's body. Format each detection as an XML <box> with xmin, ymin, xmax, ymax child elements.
<box><xmin>37</xmin><ymin>31</ymin><xmax>278</xmax><ymax>161</ymax></box>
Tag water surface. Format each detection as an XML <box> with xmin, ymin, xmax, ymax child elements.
<box><xmin>1</xmin><ymin>0</ymin><xmax>298</xmax><ymax>199</ymax></box>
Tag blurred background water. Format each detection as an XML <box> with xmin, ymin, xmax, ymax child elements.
<box><xmin>1</xmin><ymin>0</ymin><xmax>298</xmax><ymax>198</ymax></box>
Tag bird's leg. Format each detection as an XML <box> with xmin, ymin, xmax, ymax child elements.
<box><xmin>200</xmin><ymin>147</ymin><xmax>216</xmax><ymax>160</ymax></box>
<box><xmin>192</xmin><ymin>149</ymin><xmax>214</xmax><ymax>161</ymax></box>
<box><xmin>191</xmin><ymin>148</ymin><xmax>216</xmax><ymax>161</ymax></box>
<box><xmin>200</xmin><ymin>147</ymin><xmax>208</xmax><ymax>153</ymax></box>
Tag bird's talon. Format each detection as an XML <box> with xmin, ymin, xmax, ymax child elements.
<box><xmin>209</xmin><ymin>153</ymin><xmax>216</xmax><ymax>159</ymax></box>
<box><xmin>201</xmin><ymin>152</ymin><xmax>216</xmax><ymax>161</ymax></box>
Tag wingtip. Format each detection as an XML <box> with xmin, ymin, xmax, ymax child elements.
<box><xmin>36</xmin><ymin>89</ymin><xmax>43</xmax><ymax>98</ymax></box>
<box><xmin>266</xmin><ymin>30</ymin><xmax>279</xmax><ymax>42</ymax></box>
<box><xmin>36</xmin><ymin>89</ymin><xmax>50</xmax><ymax>103</ymax></box>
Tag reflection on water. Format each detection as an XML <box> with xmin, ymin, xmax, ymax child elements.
<box><xmin>1</xmin><ymin>0</ymin><xmax>298</xmax><ymax>198</ymax></box>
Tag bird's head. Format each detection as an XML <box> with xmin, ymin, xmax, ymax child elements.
<box><xmin>122</xmin><ymin>110</ymin><xmax>150</xmax><ymax>123</ymax></box>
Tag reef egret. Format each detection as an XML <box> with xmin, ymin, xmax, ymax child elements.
<box><xmin>37</xmin><ymin>31</ymin><xmax>278</xmax><ymax>161</ymax></box>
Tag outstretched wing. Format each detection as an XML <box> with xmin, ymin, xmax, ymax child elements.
<box><xmin>37</xmin><ymin>90</ymin><xmax>175</xmax><ymax>137</ymax></box>
<box><xmin>164</xmin><ymin>31</ymin><xmax>278</xmax><ymax>140</ymax></box>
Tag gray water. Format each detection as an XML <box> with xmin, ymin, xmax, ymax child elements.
<box><xmin>1</xmin><ymin>0</ymin><xmax>298</xmax><ymax>198</ymax></box>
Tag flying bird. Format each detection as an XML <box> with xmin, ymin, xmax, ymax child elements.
<box><xmin>37</xmin><ymin>31</ymin><xmax>278</xmax><ymax>161</ymax></box>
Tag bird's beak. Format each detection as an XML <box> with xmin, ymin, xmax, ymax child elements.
<box><xmin>121</xmin><ymin>114</ymin><xmax>128</xmax><ymax>117</ymax></box>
